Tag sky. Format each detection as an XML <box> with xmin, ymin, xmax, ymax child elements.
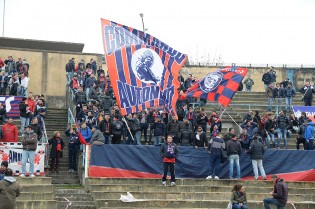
<box><xmin>1</xmin><ymin>0</ymin><xmax>315</xmax><ymax>65</ymax></box>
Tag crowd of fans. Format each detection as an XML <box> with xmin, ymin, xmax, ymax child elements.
<box><xmin>0</xmin><ymin>56</ymin><xmax>48</xmax><ymax>140</ymax></box>
<box><xmin>66</xmin><ymin>60</ymin><xmax>313</xmax><ymax>151</ymax></box>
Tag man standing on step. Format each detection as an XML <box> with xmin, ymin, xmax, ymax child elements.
<box><xmin>226</xmin><ymin>134</ymin><xmax>242</xmax><ymax>179</ymax></box>
<box><xmin>206</xmin><ymin>133</ymin><xmax>225</xmax><ymax>180</ymax></box>
<box><xmin>263</xmin><ymin>175</ymin><xmax>288</xmax><ymax>209</ymax></box>
<box><xmin>20</xmin><ymin>125</ymin><xmax>38</xmax><ymax>177</ymax></box>
<box><xmin>246</xmin><ymin>135</ymin><xmax>266</xmax><ymax>180</ymax></box>
<box><xmin>161</xmin><ymin>135</ymin><xmax>179</xmax><ymax>186</ymax></box>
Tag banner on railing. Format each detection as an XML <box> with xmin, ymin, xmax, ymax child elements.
<box><xmin>0</xmin><ymin>142</ymin><xmax>46</xmax><ymax>175</ymax></box>
<box><xmin>89</xmin><ymin>145</ymin><xmax>315</xmax><ymax>181</ymax></box>
<box><xmin>292</xmin><ymin>106</ymin><xmax>315</xmax><ymax>123</ymax></box>
<box><xmin>0</xmin><ymin>96</ymin><xmax>23</xmax><ymax>118</ymax></box>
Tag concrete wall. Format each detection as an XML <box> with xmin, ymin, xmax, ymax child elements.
<box><xmin>0</xmin><ymin>48</ymin><xmax>102</xmax><ymax>108</ymax></box>
<box><xmin>179</xmin><ymin>66</ymin><xmax>314</xmax><ymax>91</ymax></box>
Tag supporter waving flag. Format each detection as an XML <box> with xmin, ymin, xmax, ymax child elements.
<box><xmin>101</xmin><ymin>19</ymin><xmax>187</xmax><ymax>116</ymax></box>
<box><xmin>181</xmin><ymin>67</ymin><xmax>248</xmax><ymax>107</ymax></box>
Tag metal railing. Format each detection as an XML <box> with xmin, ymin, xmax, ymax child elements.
<box><xmin>186</xmin><ymin>62</ymin><xmax>315</xmax><ymax>69</ymax></box>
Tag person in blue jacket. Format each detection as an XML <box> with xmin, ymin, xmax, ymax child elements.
<box><xmin>304</xmin><ymin>119</ymin><xmax>314</xmax><ymax>150</ymax></box>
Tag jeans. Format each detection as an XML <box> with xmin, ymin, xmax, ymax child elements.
<box><xmin>285</xmin><ymin>97</ymin><xmax>292</xmax><ymax>112</ymax></box>
<box><xmin>232</xmin><ymin>203</ymin><xmax>248</xmax><ymax>209</ymax></box>
<box><xmin>133</xmin><ymin>131</ymin><xmax>142</xmax><ymax>145</ymax></box>
<box><xmin>275</xmin><ymin>98</ymin><xmax>282</xmax><ymax>116</ymax></box>
<box><xmin>305</xmin><ymin>139</ymin><xmax>314</xmax><ymax>150</ymax></box>
<box><xmin>104</xmin><ymin>135</ymin><xmax>111</xmax><ymax>144</ymax></box>
<box><xmin>266</xmin><ymin>132</ymin><xmax>275</xmax><ymax>149</ymax></box>
<box><xmin>245</xmin><ymin>85</ymin><xmax>252</xmax><ymax>92</ymax></box>
<box><xmin>267</xmin><ymin>98</ymin><xmax>273</xmax><ymax>111</ymax></box>
<box><xmin>263</xmin><ymin>198</ymin><xmax>285</xmax><ymax>209</ymax></box>
<box><xmin>22</xmin><ymin>150</ymin><xmax>35</xmax><ymax>175</ymax></box>
<box><xmin>20</xmin><ymin>86</ymin><xmax>27</xmax><ymax>97</ymax></box>
<box><xmin>208</xmin><ymin>152</ymin><xmax>221</xmax><ymax>177</ymax></box>
<box><xmin>162</xmin><ymin>162</ymin><xmax>175</xmax><ymax>182</ymax></box>
<box><xmin>304</xmin><ymin>98</ymin><xmax>312</xmax><ymax>106</ymax></box>
<box><xmin>277</xmin><ymin>128</ymin><xmax>287</xmax><ymax>148</ymax></box>
<box><xmin>153</xmin><ymin>136</ymin><xmax>162</xmax><ymax>145</ymax></box>
<box><xmin>68</xmin><ymin>148</ymin><xmax>77</xmax><ymax>170</ymax></box>
<box><xmin>20</xmin><ymin>117</ymin><xmax>30</xmax><ymax>134</ymax></box>
<box><xmin>229</xmin><ymin>154</ymin><xmax>240</xmax><ymax>179</ymax></box>
<box><xmin>252</xmin><ymin>159</ymin><xmax>266</xmax><ymax>179</ymax></box>
<box><xmin>140</xmin><ymin>123</ymin><xmax>148</xmax><ymax>142</ymax></box>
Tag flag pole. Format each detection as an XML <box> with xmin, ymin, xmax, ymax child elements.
<box><xmin>219</xmin><ymin>104</ymin><xmax>242</xmax><ymax>130</ymax></box>
<box><xmin>219</xmin><ymin>105</ymin><xmax>227</xmax><ymax>119</ymax></box>
<box><xmin>122</xmin><ymin>117</ymin><xmax>135</xmax><ymax>142</ymax></box>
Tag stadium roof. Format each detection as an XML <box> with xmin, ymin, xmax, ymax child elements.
<box><xmin>0</xmin><ymin>37</ymin><xmax>84</xmax><ymax>53</ymax></box>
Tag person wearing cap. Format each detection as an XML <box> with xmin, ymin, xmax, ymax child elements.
<box><xmin>35</xmin><ymin>108</ymin><xmax>46</xmax><ymax>142</ymax></box>
<box><xmin>90</xmin><ymin>125</ymin><xmax>105</xmax><ymax>145</ymax></box>
<box><xmin>0</xmin><ymin>161</ymin><xmax>8</xmax><ymax>180</ymax></box>
<box><xmin>226</xmin><ymin>134</ymin><xmax>242</xmax><ymax>179</ymax></box>
<box><xmin>263</xmin><ymin>175</ymin><xmax>288</xmax><ymax>209</ymax></box>
<box><xmin>1</xmin><ymin>118</ymin><xmax>18</xmax><ymax>142</ymax></box>
<box><xmin>20</xmin><ymin>125</ymin><xmax>38</xmax><ymax>177</ymax></box>
<box><xmin>0</xmin><ymin>168</ymin><xmax>21</xmax><ymax>209</ymax></box>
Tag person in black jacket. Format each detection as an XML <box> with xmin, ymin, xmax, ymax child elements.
<box><xmin>273</xmin><ymin>83</ymin><xmax>284</xmax><ymax>116</ymax></box>
<box><xmin>0</xmin><ymin>103</ymin><xmax>6</xmax><ymax>125</ymax></box>
<box><xmin>48</xmin><ymin>131</ymin><xmax>65</xmax><ymax>173</ymax></box>
<box><xmin>284</xmin><ymin>82</ymin><xmax>295</xmax><ymax>112</ymax></box>
<box><xmin>246</xmin><ymin>135</ymin><xmax>266</xmax><ymax>180</ymax></box>
<box><xmin>262</xmin><ymin>70</ymin><xmax>272</xmax><ymax>89</ymax></box>
<box><xmin>19</xmin><ymin>97</ymin><xmax>30</xmax><ymax>135</ymax></box>
<box><xmin>226</xmin><ymin>134</ymin><xmax>242</xmax><ymax>179</ymax></box>
<box><xmin>276</xmin><ymin>111</ymin><xmax>289</xmax><ymax>149</ymax></box>
<box><xmin>179</xmin><ymin>122</ymin><xmax>193</xmax><ymax>146</ymax></box>
<box><xmin>98</xmin><ymin>114</ymin><xmax>111</xmax><ymax>144</ymax></box>
<box><xmin>263</xmin><ymin>175</ymin><xmax>288</xmax><ymax>209</ymax></box>
<box><xmin>193</xmin><ymin>126</ymin><xmax>207</xmax><ymax>149</ymax></box>
<box><xmin>111</xmin><ymin>115</ymin><xmax>123</xmax><ymax>144</ymax></box>
<box><xmin>299</xmin><ymin>82</ymin><xmax>315</xmax><ymax>106</ymax></box>
<box><xmin>196</xmin><ymin>108</ymin><xmax>208</xmax><ymax>133</ymax></box>
<box><xmin>167</xmin><ymin>116</ymin><xmax>181</xmax><ymax>144</ymax></box>
<box><xmin>264</xmin><ymin>114</ymin><xmax>276</xmax><ymax>149</ymax></box>
<box><xmin>151</xmin><ymin>117</ymin><xmax>165</xmax><ymax>145</ymax></box>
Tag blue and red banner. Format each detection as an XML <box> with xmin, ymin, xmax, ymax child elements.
<box><xmin>293</xmin><ymin>106</ymin><xmax>315</xmax><ymax>123</ymax></box>
<box><xmin>0</xmin><ymin>96</ymin><xmax>23</xmax><ymax>118</ymax></box>
<box><xmin>89</xmin><ymin>145</ymin><xmax>315</xmax><ymax>181</ymax></box>
<box><xmin>101</xmin><ymin>19</ymin><xmax>187</xmax><ymax>116</ymax></box>
<box><xmin>181</xmin><ymin>67</ymin><xmax>247</xmax><ymax>107</ymax></box>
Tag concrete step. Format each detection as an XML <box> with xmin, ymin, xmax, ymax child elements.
<box><xmin>18</xmin><ymin>192</ymin><xmax>54</xmax><ymax>201</ymax></box>
<box><xmin>55</xmin><ymin>196</ymin><xmax>93</xmax><ymax>201</ymax></box>
<box><xmin>17</xmin><ymin>184</ymin><xmax>54</xmax><ymax>192</ymax></box>
<box><xmin>52</xmin><ymin>177</ymin><xmax>81</xmax><ymax>185</ymax></box>
<box><xmin>86</xmin><ymin>178</ymin><xmax>315</xmax><ymax>188</ymax></box>
<box><xmin>88</xmin><ymin>184</ymin><xmax>315</xmax><ymax>194</ymax></box>
<box><xmin>91</xmin><ymin>191</ymin><xmax>315</xmax><ymax>202</ymax></box>
<box><xmin>17</xmin><ymin>177</ymin><xmax>52</xmax><ymax>185</ymax></box>
<box><xmin>16</xmin><ymin>200</ymin><xmax>57</xmax><ymax>209</ymax></box>
<box><xmin>57</xmin><ymin>201</ymin><xmax>96</xmax><ymax>209</ymax></box>
<box><xmin>94</xmin><ymin>199</ymin><xmax>313</xmax><ymax>209</ymax></box>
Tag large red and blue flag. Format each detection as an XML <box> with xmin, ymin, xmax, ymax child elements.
<box><xmin>101</xmin><ymin>19</ymin><xmax>187</xmax><ymax>116</ymax></box>
<box><xmin>181</xmin><ymin>67</ymin><xmax>248</xmax><ymax>107</ymax></box>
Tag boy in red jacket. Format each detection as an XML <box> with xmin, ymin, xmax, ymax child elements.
<box><xmin>1</xmin><ymin>118</ymin><xmax>18</xmax><ymax>142</ymax></box>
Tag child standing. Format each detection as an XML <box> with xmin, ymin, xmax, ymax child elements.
<box><xmin>160</xmin><ymin>135</ymin><xmax>179</xmax><ymax>186</ymax></box>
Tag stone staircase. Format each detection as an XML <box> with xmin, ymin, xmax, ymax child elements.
<box><xmin>86</xmin><ymin>178</ymin><xmax>315</xmax><ymax>209</ymax></box>
<box><xmin>16</xmin><ymin>177</ymin><xmax>57</xmax><ymax>209</ymax></box>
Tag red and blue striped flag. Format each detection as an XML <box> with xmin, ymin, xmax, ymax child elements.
<box><xmin>101</xmin><ymin>19</ymin><xmax>187</xmax><ymax>116</ymax></box>
<box><xmin>181</xmin><ymin>67</ymin><xmax>248</xmax><ymax>107</ymax></box>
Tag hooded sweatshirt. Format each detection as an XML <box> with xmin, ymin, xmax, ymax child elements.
<box><xmin>0</xmin><ymin>176</ymin><xmax>21</xmax><ymax>209</ymax></box>
<box><xmin>304</xmin><ymin>122</ymin><xmax>314</xmax><ymax>140</ymax></box>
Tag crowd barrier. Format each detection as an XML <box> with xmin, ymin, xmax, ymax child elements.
<box><xmin>88</xmin><ymin>144</ymin><xmax>315</xmax><ymax>181</ymax></box>
<box><xmin>0</xmin><ymin>142</ymin><xmax>47</xmax><ymax>175</ymax></box>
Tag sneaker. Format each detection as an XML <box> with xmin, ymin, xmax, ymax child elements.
<box><xmin>214</xmin><ymin>176</ymin><xmax>219</xmax><ymax>180</ymax></box>
<box><xmin>206</xmin><ymin>175</ymin><xmax>212</xmax><ymax>180</ymax></box>
<box><xmin>162</xmin><ymin>181</ymin><xmax>166</xmax><ymax>186</ymax></box>
<box><xmin>30</xmin><ymin>174</ymin><xmax>35</xmax><ymax>178</ymax></box>
<box><xmin>170</xmin><ymin>181</ymin><xmax>176</xmax><ymax>186</ymax></box>
<box><xmin>19</xmin><ymin>174</ymin><xmax>25</xmax><ymax>177</ymax></box>
<box><xmin>69</xmin><ymin>169</ymin><xmax>72</xmax><ymax>173</ymax></box>
<box><xmin>263</xmin><ymin>177</ymin><xmax>267</xmax><ymax>180</ymax></box>
<box><xmin>71</xmin><ymin>169</ymin><xmax>75</xmax><ymax>172</ymax></box>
